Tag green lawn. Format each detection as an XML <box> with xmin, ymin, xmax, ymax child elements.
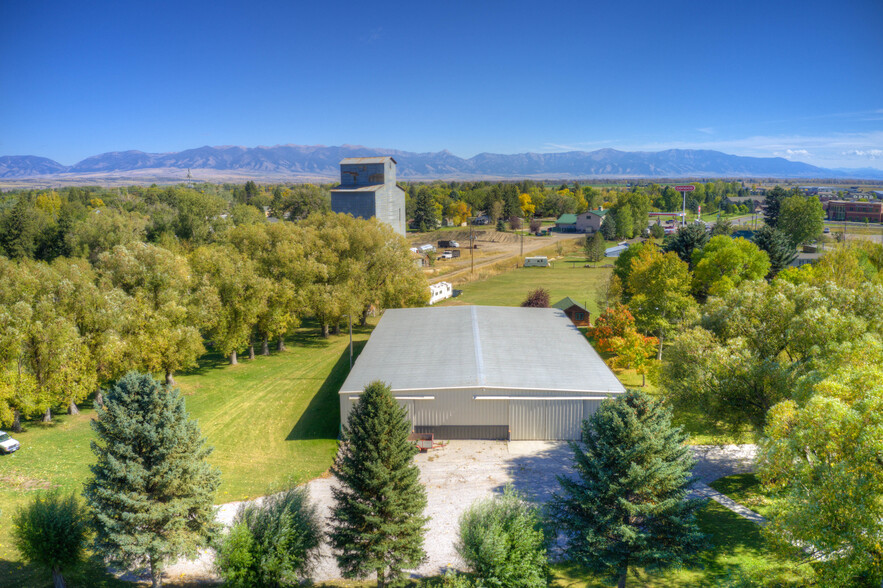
<box><xmin>551</xmin><ymin>499</ymin><xmax>808</xmax><ymax>587</ymax></box>
<box><xmin>0</xmin><ymin>321</ymin><xmax>371</xmax><ymax>588</ymax></box>
<box><xmin>710</xmin><ymin>473</ymin><xmax>776</xmax><ymax>520</ymax></box>
<box><xmin>440</xmin><ymin>264</ymin><xmax>612</xmax><ymax>317</ymax></box>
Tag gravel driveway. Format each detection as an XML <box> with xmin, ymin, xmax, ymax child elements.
<box><xmin>164</xmin><ymin>441</ymin><xmax>757</xmax><ymax>583</ymax></box>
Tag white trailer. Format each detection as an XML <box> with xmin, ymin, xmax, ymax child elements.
<box><xmin>524</xmin><ymin>256</ymin><xmax>550</xmax><ymax>267</ymax></box>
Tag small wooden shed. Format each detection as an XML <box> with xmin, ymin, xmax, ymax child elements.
<box><xmin>552</xmin><ymin>297</ymin><xmax>591</xmax><ymax>327</ymax></box>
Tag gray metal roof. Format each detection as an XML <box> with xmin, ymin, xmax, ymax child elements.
<box><xmin>339</xmin><ymin>156</ymin><xmax>396</xmax><ymax>164</ymax></box>
<box><xmin>339</xmin><ymin>306</ymin><xmax>626</xmax><ymax>395</ymax></box>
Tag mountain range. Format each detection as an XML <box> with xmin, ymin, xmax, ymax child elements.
<box><xmin>2</xmin><ymin>144</ymin><xmax>882</xmax><ymax>183</ymax></box>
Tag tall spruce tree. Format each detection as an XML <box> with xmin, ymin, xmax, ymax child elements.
<box><xmin>84</xmin><ymin>372</ymin><xmax>220</xmax><ymax>588</ymax></box>
<box><xmin>753</xmin><ymin>225</ymin><xmax>797</xmax><ymax>279</ymax></box>
<box><xmin>330</xmin><ymin>381</ymin><xmax>428</xmax><ymax>587</ymax></box>
<box><xmin>549</xmin><ymin>390</ymin><xmax>705</xmax><ymax>588</ymax></box>
<box><xmin>763</xmin><ymin>186</ymin><xmax>787</xmax><ymax>228</ymax></box>
<box><xmin>600</xmin><ymin>213</ymin><xmax>617</xmax><ymax>240</ymax></box>
<box><xmin>585</xmin><ymin>231</ymin><xmax>606</xmax><ymax>262</ymax></box>
<box><xmin>664</xmin><ymin>223</ymin><xmax>709</xmax><ymax>269</ymax></box>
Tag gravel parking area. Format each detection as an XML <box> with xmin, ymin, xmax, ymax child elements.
<box><xmin>165</xmin><ymin>440</ymin><xmax>757</xmax><ymax>583</ymax></box>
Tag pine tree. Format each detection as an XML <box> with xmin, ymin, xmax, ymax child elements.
<box><xmin>585</xmin><ymin>231</ymin><xmax>606</xmax><ymax>262</ymax></box>
<box><xmin>751</xmin><ymin>225</ymin><xmax>797</xmax><ymax>279</ymax></box>
<box><xmin>330</xmin><ymin>381</ymin><xmax>428</xmax><ymax>587</ymax></box>
<box><xmin>763</xmin><ymin>186</ymin><xmax>787</xmax><ymax>228</ymax></box>
<box><xmin>600</xmin><ymin>213</ymin><xmax>617</xmax><ymax>240</ymax></box>
<box><xmin>549</xmin><ymin>390</ymin><xmax>705</xmax><ymax>588</ymax></box>
<box><xmin>84</xmin><ymin>372</ymin><xmax>220</xmax><ymax>588</ymax></box>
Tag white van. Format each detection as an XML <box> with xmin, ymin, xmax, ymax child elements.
<box><xmin>523</xmin><ymin>256</ymin><xmax>550</xmax><ymax>267</ymax></box>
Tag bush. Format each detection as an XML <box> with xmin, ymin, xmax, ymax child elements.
<box><xmin>12</xmin><ymin>490</ymin><xmax>90</xmax><ymax>588</ymax></box>
<box><xmin>520</xmin><ymin>288</ymin><xmax>550</xmax><ymax>308</ymax></box>
<box><xmin>456</xmin><ymin>486</ymin><xmax>548</xmax><ymax>588</ymax></box>
<box><xmin>216</xmin><ymin>486</ymin><xmax>322</xmax><ymax>586</ymax></box>
<box><xmin>650</xmin><ymin>223</ymin><xmax>665</xmax><ymax>239</ymax></box>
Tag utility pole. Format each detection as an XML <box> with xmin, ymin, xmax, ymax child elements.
<box><xmin>470</xmin><ymin>221</ymin><xmax>475</xmax><ymax>274</ymax></box>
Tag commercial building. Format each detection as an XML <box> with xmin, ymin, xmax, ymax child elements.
<box><xmin>338</xmin><ymin>306</ymin><xmax>625</xmax><ymax>440</ymax></box>
<box><xmin>331</xmin><ymin>156</ymin><xmax>406</xmax><ymax>236</ymax></box>
<box><xmin>825</xmin><ymin>200</ymin><xmax>883</xmax><ymax>223</ymax></box>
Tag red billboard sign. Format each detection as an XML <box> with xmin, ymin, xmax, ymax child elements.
<box><xmin>675</xmin><ymin>185</ymin><xmax>695</xmax><ymax>192</ymax></box>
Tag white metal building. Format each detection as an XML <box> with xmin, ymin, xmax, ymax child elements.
<box><xmin>338</xmin><ymin>306</ymin><xmax>625</xmax><ymax>440</ymax></box>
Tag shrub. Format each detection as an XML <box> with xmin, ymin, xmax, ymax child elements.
<box><xmin>456</xmin><ymin>486</ymin><xmax>548</xmax><ymax>588</ymax></box>
<box><xmin>12</xmin><ymin>490</ymin><xmax>89</xmax><ymax>588</ymax></box>
<box><xmin>216</xmin><ymin>487</ymin><xmax>323</xmax><ymax>587</ymax></box>
<box><xmin>520</xmin><ymin>288</ymin><xmax>550</xmax><ymax>308</ymax></box>
<box><xmin>649</xmin><ymin>223</ymin><xmax>665</xmax><ymax>239</ymax></box>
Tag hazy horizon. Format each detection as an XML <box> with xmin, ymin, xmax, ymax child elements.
<box><xmin>2</xmin><ymin>0</ymin><xmax>881</xmax><ymax>170</ymax></box>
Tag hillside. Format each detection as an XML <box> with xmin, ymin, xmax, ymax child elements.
<box><xmin>2</xmin><ymin>144</ymin><xmax>882</xmax><ymax>182</ymax></box>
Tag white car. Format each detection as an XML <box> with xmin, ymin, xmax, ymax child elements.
<box><xmin>0</xmin><ymin>430</ymin><xmax>20</xmax><ymax>454</ymax></box>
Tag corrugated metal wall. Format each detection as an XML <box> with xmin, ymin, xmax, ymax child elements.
<box><xmin>339</xmin><ymin>389</ymin><xmax>609</xmax><ymax>440</ymax></box>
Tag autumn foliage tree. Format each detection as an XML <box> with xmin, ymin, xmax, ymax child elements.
<box><xmin>604</xmin><ymin>330</ymin><xmax>658</xmax><ymax>387</ymax></box>
<box><xmin>589</xmin><ymin>306</ymin><xmax>636</xmax><ymax>353</ymax></box>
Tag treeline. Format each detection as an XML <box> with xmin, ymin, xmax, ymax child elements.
<box><xmin>0</xmin><ymin>182</ymin><xmax>334</xmax><ymax>262</ymax></box>
<box><xmin>0</xmin><ymin>212</ymin><xmax>427</xmax><ymax>430</ymax></box>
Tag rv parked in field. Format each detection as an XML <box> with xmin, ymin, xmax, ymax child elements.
<box><xmin>524</xmin><ymin>256</ymin><xmax>550</xmax><ymax>267</ymax></box>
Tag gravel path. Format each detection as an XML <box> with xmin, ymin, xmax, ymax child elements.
<box><xmin>163</xmin><ymin>441</ymin><xmax>758</xmax><ymax>584</ymax></box>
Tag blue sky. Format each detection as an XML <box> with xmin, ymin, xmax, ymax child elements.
<box><xmin>1</xmin><ymin>0</ymin><xmax>881</xmax><ymax>169</ymax></box>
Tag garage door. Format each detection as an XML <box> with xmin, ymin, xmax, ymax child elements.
<box><xmin>509</xmin><ymin>399</ymin><xmax>584</xmax><ymax>440</ymax></box>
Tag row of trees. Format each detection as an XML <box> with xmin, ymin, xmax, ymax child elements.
<box><xmin>0</xmin><ymin>212</ymin><xmax>427</xmax><ymax>430</ymax></box>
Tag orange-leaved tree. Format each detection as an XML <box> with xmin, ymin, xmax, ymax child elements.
<box><xmin>589</xmin><ymin>306</ymin><xmax>636</xmax><ymax>353</ymax></box>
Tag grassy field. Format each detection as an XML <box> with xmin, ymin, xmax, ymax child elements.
<box><xmin>0</xmin><ymin>321</ymin><xmax>371</xmax><ymax>588</ymax></box>
<box><xmin>441</xmin><ymin>263</ymin><xmax>612</xmax><ymax>317</ymax></box>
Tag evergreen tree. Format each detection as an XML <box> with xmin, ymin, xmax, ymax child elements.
<box><xmin>413</xmin><ymin>187</ymin><xmax>437</xmax><ymax>232</ymax></box>
<box><xmin>330</xmin><ymin>381</ymin><xmax>428</xmax><ymax>587</ymax></box>
<box><xmin>0</xmin><ymin>198</ymin><xmax>40</xmax><ymax>259</ymax></box>
<box><xmin>84</xmin><ymin>372</ymin><xmax>220</xmax><ymax>588</ymax></box>
<box><xmin>663</xmin><ymin>223</ymin><xmax>709</xmax><ymax>269</ymax></box>
<box><xmin>585</xmin><ymin>231</ymin><xmax>606</xmax><ymax>262</ymax></box>
<box><xmin>600</xmin><ymin>213</ymin><xmax>617</xmax><ymax>240</ymax></box>
<box><xmin>549</xmin><ymin>390</ymin><xmax>705</xmax><ymax>588</ymax></box>
<box><xmin>763</xmin><ymin>186</ymin><xmax>787</xmax><ymax>228</ymax></box>
<box><xmin>753</xmin><ymin>225</ymin><xmax>797</xmax><ymax>279</ymax></box>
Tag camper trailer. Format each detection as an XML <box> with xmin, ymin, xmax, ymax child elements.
<box><xmin>523</xmin><ymin>256</ymin><xmax>550</xmax><ymax>267</ymax></box>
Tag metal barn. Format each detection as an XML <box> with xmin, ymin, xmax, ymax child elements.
<box><xmin>338</xmin><ymin>306</ymin><xmax>625</xmax><ymax>440</ymax></box>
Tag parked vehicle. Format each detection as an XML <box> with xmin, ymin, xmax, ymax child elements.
<box><xmin>524</xmin><ymin>256</ymin><xmax>550</xmax><ymax>267</ymax></box>
<box><xmin>439</xmin><ymin>251</ymin><xmax>453</xmax><ymax>259</ymax></box>
<box><xmin>438</xmin><ymin>240</ymin><xmax>460</xmax><ymax>248</ymax></box>
<box><xmin>0</xmin><ymin>431</ymin><xmax>20</xmax><ymax>454</ymax></box>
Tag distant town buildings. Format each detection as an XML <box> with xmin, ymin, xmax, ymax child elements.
<box><xmin>330</xmin><ymin>156</ymin><xmax>406</xmax><ymax>236</ymax></box>
<box><xmin>825</xmin><ymin>200</ymin><xmax>883</xmax><ymax>223</ymax></box>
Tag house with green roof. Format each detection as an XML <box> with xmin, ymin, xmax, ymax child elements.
<box><xmin>554</xmin><ymin>209</ymin><xmax>608</xmax><ymax>233</ymax></box>
<box><xmin>552</xmin><ymin>297</ymin><xmax>591</xmax><ymax>327</ymax></box>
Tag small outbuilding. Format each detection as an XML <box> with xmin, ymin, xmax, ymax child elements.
<box><xmin>551</xmin><ymin>297</ymin><xmax>591</xmax><ymax>327</ymax></box>
<box><xmin>338</xmin><ymin>306</ymin><xmax>625</xmax><ymax>440</ymax></box>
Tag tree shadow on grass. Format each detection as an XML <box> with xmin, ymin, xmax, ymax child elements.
<box><xmin>286</xmin><ymin>341</ymin><xmax>367</xmax><ymax>441</ymax></box>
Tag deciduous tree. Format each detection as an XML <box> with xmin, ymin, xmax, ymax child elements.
<box><xmin>778</xmin><ymin>195</ymin><xmax>825</xmax><ymax>246</ymax></box>
<box><xmin>627</xmin><ymin>246</ymin><xmax>696</xmax><ymax>359</ymax></box>
<box><xmin>691</xmin><ymin>235</ymin><xmax>770</xmax><ymax>298</ymax></box>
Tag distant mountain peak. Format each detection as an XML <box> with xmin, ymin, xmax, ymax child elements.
<box><xmin>1</xmin><ymin>144</ymin><xmax>881</xmax><ymax>181</ymax></box>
